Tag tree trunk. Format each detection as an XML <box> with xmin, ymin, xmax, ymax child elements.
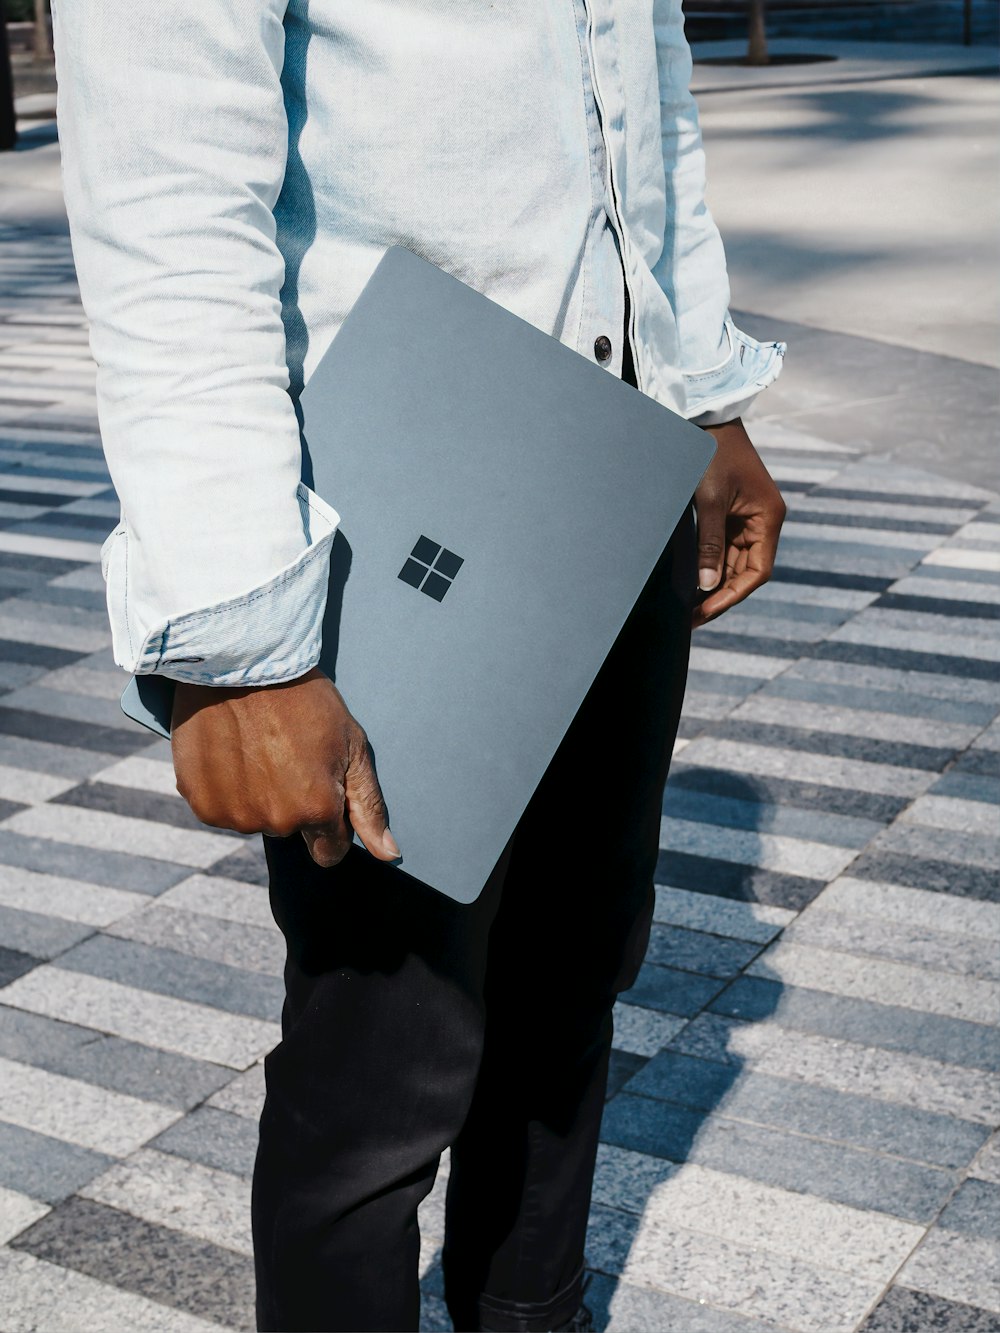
<box><xmin>746</xmin><ymin>0</ymin><xmax>769</xmax><ymax>65</ymax></box>
<box><xmin>0</xmin><ymin>0</ymin><xmax>16</xmax><ymax>151</ymax></box>
<box><xmin>33</xmin><ymin>0</ymin><xmax>51</xmax><ymax>62</ymax></box>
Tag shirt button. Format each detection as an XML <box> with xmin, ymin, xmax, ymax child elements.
<box><xmin>594</xmin><ymin>334</ymin><xmax>613</xmax><ymax>363</ymax></box>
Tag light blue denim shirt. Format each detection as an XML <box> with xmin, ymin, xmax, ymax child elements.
<box><xmin>52</xmin><ymin>0</ymin><xmax>786</xmax><ymax>688</ymax></box>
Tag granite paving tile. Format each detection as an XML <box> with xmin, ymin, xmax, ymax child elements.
<box><xmin>0</xmin><ymin>803</ymin><xmax>235</xmax><ymax>869</ymax></box>
<box><xmin>0</xmin><ymin>944</ymin><xmax>42</xmax><ymax>987</ymax></box>
<box><xmin>621</xmin><ymin>963</ymin><xmax>729</xmax><ymax>1018</ymax></box>
<box><xmin>94</xmin><ymin>753</ymin><xmax>184</xmax><ymax>796</ymax></box>
<box><xmin>790</xmin><ymin>496</ymin><xmax>976</xmax><ymax>526</ymax></box>
<box><xmin>150</xmin><ymin>1106</ymin><xmax>260</xmax><ymax>1179</ymax></box>
<box><xmin>0</xmin><ymin>966</ymin><xmax>280</xmax><ymax>1068</ymax></box>
<box><xmin>715</xmin><ymin>718</ymin><xmax>958</xmax><ymax>773</ymax></box>
<box><xmin>0</xmin><ymin>1184</ymin><xmax>49</xmax><ymax>1245</ymax></box>
<box><xmin>873</xmin><ymin>821</ymin><xmax>999</xmax><ymax>871</ymax></box>
<box><xmin>731</xmin><ymin>693</ymin><xmax>981</xmax><ymax>748</ymax></box>
<box><xmin>780</xmin><ymin>906</ymin><xmax>1000</xmax><ymax>980</ymax></box>
<box><xmin>858</xmin><ymin>1286</ymin><xmax>1000</xmax><ymax>1333</ymax></box>
<box><xmin>0</xmin><ymin>826</ymin><xmax>191</xmax><ymax>893</ymax></box>
<box><xmin>687</xmin><ymin>645</ymin><xmax>790</xmax><ymax>679</ymax></box>
<box><xmin>830</xmin><ymin>617</ymin><xmax>1000</xmax><ymax>663</ymax></box>
<box><xmin>662</xmin><ymin>784</ymin><xmax>882</xmax><ymax>848</ymax></box>
<box><xmin>0</xmin><ymin>862</ymin><xmax>144</xmax><ymax>926</ymax></box>
<box><xmin>0</xmin><ymin>732</ymin><xmax>120</xmax><ymax>778</ymax></box>
<box><xmin>81</xmin><ymin>1147</ymin><xmax>253</xmax><ymax>1257</ymax></box>
<box><xmin>643</xmin><ymin>924</ymin><xmax>761</xmax><ymax>979</ymax></box>
<box><xmin>206</xmin><ymin>1063</ymin><xmax>266</xmax><ymax>1121</ymax></box>
<box><xmin>712</xmin><ymin>978</ymin><xmax>1000</xmax><ymax>1073</ymax></box>
<box><xmin>0</xmin><ymin>905</ymin><xmax>92</xmax><ymax>960</ymax></box>
<box><xmin>655</xmin><ymin>850</ymin><xmax>825</xmax><ymax>912</ymax></box>
<box><xmin>0</xmin><ymin>1054</ymin><xmax>181</xmax><ymax>1156</ymax></box>
<box><xmin>763</xmin><ymin>672</ymin><xmax>997</xmax><ymax>728</ymax></box>
<box><xmin>701</xmin><ymin>612</ymin><xmax>831</xmax><ymax>644</ymax></box>
<box><xmin>748</xmin><ymin>940</ymin><xmax>1000</xmax><ymax>1023</ymax></box>
<box><xmin>846</xmin><ymin>848</ymin><xmax>999</xmax><ymax>902</ymax></box>
<box><xmin>0</xmin><ymin>1006</ymin><xmax>232</xmax><ymax>1109</ymax></box>
<box><xmin>0</xmin><ymin>1119</ymin><xmax>113</xmax><ymax>1203</ymax></box>
<box><xmin>814</xmin><ymin>638</ymin><xmax>1000</xmax><ymax>683</ymax></box>
<box><xmin>666</xmin><ymin>762</ymin><xmax>910</xmax><ymax>822</ymax></box>
<box><xmin>897</xmin><ymin>1229</ymin><xmax>1000</xmax><ymax>1314</ymax></box>
<box><xmin>955</xmin><ymin>748</ymin><xmax>1000</xmax><ymax>779</ymax></box>
<box><xmin>9</xmin><ymin>1197</ymin><xmax>255</xmax><ymax>1331</ymax></box>
<box><xmin>1</xmin><ymin>683</ymin><xmax>132</xmax><ymax>729</ymax></box>
<box><xmin>584</xmin><ymin>1199</ymin><xmax>879</xmax><ymax>1333</ymax></box>
<box><xmin>652</xmin><ymin>885</ymin><xmax>793</xmax><ymax>943</ymax></box>
<box><xmin>592</xmin><ymin>1148</ymin><xmax>922</xmax><ymax>1282</ymax></box>
<box><xmin>207</xmin><ymin>841</ymin><xmax>270</xmax><ymax>886</ymax></box>
<box><xmin>677</xmin><ymin>735</ymin><xmax>936</xmax><ymax>798</ymax></box>
<box><xmin>55</xmin><ymin>780</ymin><xmax>230</xmax><ymax>834</ymax></box>
<box><xmin>56</xmin><ymin>933</ymin><xmax>284</xmax><ymax>1020</ymax></box>
<box><xmin>107</xmin><ymin>902</ymin><xmax>284</xmax><ymax>977</ymax></box>
<box><xmin>625</xmin><ymin>1053</ymin><xmax>987</xmax><ymax>1169</ymax></box>
<box><xmin>158</xmin><ymin>874</ymin><xmax>276</xmax><ymax>930</ymax></box>
<box><xmin>896</xmin><ymin>573</ymin><xmax>1000</xmax><ymax>603</ymax></box>
<box><xmin>936</xmin><ymin>1178</ymin><xmax>1000</xmax><ymax>1239</ymax></box>
<box><xmin>812</xmin><ymin>875</ymin><xmax>1000</xmax><ymax>940</ymax></box>
<box><xmin>600</xmin><ymin>1094</ymin><xmax>957</xmax><ymax>1222</ymax></box>
<box><xmin>0</xmin><ymin>761</ymin><xmax>79</xmax><ymax>803</ymax></box>
<box><xmin>607</xmin><ymin>1049</ymin><xmax>648</xmax><ymax>1098</ymax></box>
<box><xmin>0</xmin><ymin>1247</ymin><xmax>222</xmax><ymax>1332</ymax></box>
<box><xmin>596</xmin><ymin>1276</ymin><xmax>793</xmax><ymax>1333</ymax></box>
<box><xmin>770</xmin><ymin>565</ymin><xmax>892</xmax><ymax>594</ymax></box>
<box><xmin>875</xmin><ymin>590</ymin><xmax>1000</xmax><ymax>620</ymax></box>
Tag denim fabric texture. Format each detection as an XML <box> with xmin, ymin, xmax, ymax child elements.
<box><xmin>52</xmin><ymin>0</ymin><xmax>785</xmax><ymax>686</ymax></box>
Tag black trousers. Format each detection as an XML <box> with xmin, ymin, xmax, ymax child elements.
<box><xmin>252</xmin><ymin>356</ymin><xmax>697</xmax><ymax>1333</ymax></box>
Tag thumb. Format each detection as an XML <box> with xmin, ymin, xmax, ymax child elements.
<box><xmin>695</xmin><ymin>494</ymin><xmax>727</xmax><ymax>593</ymax></box>
<box><xmin>344</xmin><ymin>738</ymin><xmax>400</xmax><ymax>862</ymax></box>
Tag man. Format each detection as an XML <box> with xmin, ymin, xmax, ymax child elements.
<box><xmin>53</xmin><ymin>2</ymin><xmax>786</xmax><ymax>1329</ymax></box>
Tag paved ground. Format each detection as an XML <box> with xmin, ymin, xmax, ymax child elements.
<box><xmin>0</xmin><ymin>43</ymin><xmax>997</xmax><ymax>1333</ymax></box>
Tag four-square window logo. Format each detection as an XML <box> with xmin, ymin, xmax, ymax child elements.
<box><xmin>397</xmin><ymin>536</ymin><xmax>464</xmax><ymax>602</ymax></box>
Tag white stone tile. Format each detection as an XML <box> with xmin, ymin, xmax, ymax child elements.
<box><xmin>611</xmin><ymin>1002</ymin><xmax>686</xmax><ymax>1057</ymax></box>
<box><xmin>0</xmin><ymin>763</ymin><xmax>78</xmax><ymax>804</ymax></box>
<box><xmin>746</xmin><ymin>1028</ymin><xmax>1000</xmax><ymax>1127</ymax></box>
<box><xmin>782</xmin><ymin>521</ymin><xmax>939</xmax><ymax>550</ymax></box>
<box><xmin>0</xmin><ymin>1185</ymin><xmax>49</xmax><ymax>1245</ymax></box>
<box><xmin>901</xmin><ymin>794</ymin><xmax>999</xmax><ymax>838</ymax></box>
<box><xmin>792</xmin><ymin>495</ymin><xmax>976</xmax><ymax>526</ymax></box>
<box><xmin>1</xmin><ymin>803</ymin><xmax>234</xmax><ymax>869</ymax></box>
<box><xmin>687</xmin><ymin>647</ymin><xmax>790</xmax><ymax>678</ymax></box>
<box><xmin>594</xmin><ymin>1149</ymin><xmax>921</xmax><ymax>1283</ymax></box>
<box><xmin>786</xmin><ymin>657</ymin><xmax>1000</xmax><ymax>705</ymax></box>
<box><xmin>954</xmin><ymin>521</ymin><xmax>1000</xmax><ymax>547</ymax></box>
<box><xmin>0</xmin><ymin>966</ymin><xmax>280</xmax><ymax>1069</ymax></box>
<box><xmin>0</xmin><ymin>472</ymin><xmax>102</xmax><ymax>497</ymax></box>
<box><xmin>652</xmin><ymin>885</ymin><xmax>794</xmax><ymax>943</ymax></box>
<box><xmin>898</xmin><ymin>1230</ymin><xmax>1000</xmax><ymax>1313</ymax></box>
<box><xmin>0</xmin><ymin>1249</ymin><xmax>222</xmax><ymax>1333</ymax></box>
<box><xmin>206</xmin><ymin>1062</ymin><xmax>267</xmax><ymax>1121</ymax></box>
<box><xmin>747</xmin><ymin>581</ymin><xmax>875</xmax><ymax>611</ymax></box>
<box><xmin>677</xmin><ymin>737</ymin><xmax>934</xmax><ymax>799</ymax></box>
<box><xmin>659</xmin><ymin>816</ymin><xmax>857</xmax><ymax>881</ymax></box>
<box><xmin>82</xmin><ymin>1147</ymin><xmax>252</xmax><ymax>1257</ymax></box>
<box><xmin>159</xmin><ymin>874</ymin><xmax>276</xmax><ymax>930</ymax></box>
<box><xmin>749</xmin><ymin>940</ymin><xmax>1000</xmax><ymax>1024</ymax></box>
<box><xmin>36</xmin><ymin>663</ymin><xmax>124</xmax><ymax>698</ymax></box>
<box><xmin>107</xmin><ymin>902</ymin><xmax>284</xmax><ymax>977</ymax></box>
<box><xmin>731</xmin><ymin>694</ymin><xmax>979</xmax><ymax>748</ymax></box>
<box><xmin>0</xmin><ymin>609</ymin><xmax>108</xmax><ymax>651</ymax></box>
<box><xmin>0</xmin><ymin>1055</ymin><xmax>181</xmax><ymax>1156</ymax></box>
<box><xmin>0</xmin><ymin>863</ymin><xmax>143</xmax><ymax>926</ymax></box>
<box><xmin>970</xmin><ymin>1133</ymin><xmax>1000</xmax><ymax>1185</ymax></box>
<box><xmin>873</xmin><ymin>822</ymin><xmax>998</xmax><ymax>871</ymax></box>
<box><xmin>889</xmin><ymin>575</ymin><xmax>1000</xmax><ymax>605</ymax></box>
<box><xmin>93</xmin><ymin>754</ymin><xmax>181</xmax><ymax>797</ymax></box>
<box><xmin>814</xmin><ymin>876</ymin><xmax>1000</xmax><ymax>941</ymax></box>
<box><xmin>830</xmin><ymin>620</ymin><xmax>1000</xmax><ymax>662</ymax></box>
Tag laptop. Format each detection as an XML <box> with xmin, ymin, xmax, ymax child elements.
<box><xmin>121</xmin><ymin>245</ymin><xmax>715</xmax><ymax>902</ymax></box>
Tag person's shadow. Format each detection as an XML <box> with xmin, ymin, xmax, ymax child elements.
<box><xmin>588</xmin><ymin>766</ymin><xmax>786</xmax><ymax>1328</ymax></box>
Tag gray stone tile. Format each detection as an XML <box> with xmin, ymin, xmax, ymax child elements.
<box><xmin>0</xmin><ymin>826</ymin><xmax>190</xmax><ymax>893</ymax></box>
<box><xmin>971</xmin><ymin>1133</ymin><xmax>1000</xmax><ymax>1186</ymax></box>
<box><xmin>601</xmin><ymin>1093</ymin><xmax>957</xmax><ymax>1221</ymax></box>
<box><xmin>0</xmin><ymin>1004</ymin><xmax>232</xmax><ymax>1109</ymax></box>
<box><xmin>781</xmin><ymin>907</ymin><xmax>1000</xmax><ymax>981</ymax></box>
<box><xmin>0</xmin><ymin>1119</ymin><xmax>112</xmax><ymax>1203</ymax></box>
<box><xmin>56</xmin><ymin>932</ymin><xmax>284</xmax><ymax>1021</ymax></box>
<box><xmin>643</xmin><ymin>924</ymin><xmax>761</xmax><ymax>979</ymax></box>
<box><xmin>858</xmin><ymin>1286</ymin><xmax>1000</xmax><ymax>1333</ymax></box>
<box><xmin>9</xmin><ymin>1195</ymin><xmax>256</xmax><ymax>1331</ymax></box>
<box><xmin>0</xmin><ymin>903</ymin><xmax>92</xmax><ymax>959</ymax></box>
<box><xmin>0</xmin><ymin>732</ymin><xmax>119</xmax><ymax>779</ymax></box>
<box><xmin>848</xmin><ymin>848</ymin><xmax>999</xmax><ymax>903</ymax></box>
<box><xmin>150</xmin><ymin>1105</ymin><xmax>260</xmax><ymax>1179</ymax></box>
<box><xmin>626</xmin><ymin>1053</ymin><xmax>987</xmax><ymax>1170</ymax></box>
<box><xmin>652</xmin><ymin>885</ymin><xmax>793</xmax><ymax>944</ymax></box>
<box><xmin>596</xmin><ymin>1274</ymin><xmax>791</xmax><ymax>1333</ymax></box>
<box><xmin>874</xmin><ymin>821</ymin><xmax>999</xmax><ymax>871</ymax></box>
<box><xmin>621</xmin><ymin>962</ymin><xmax>728</xmax><ymax>1017</ymax></box>
<box><xmin>937</xmin><ymin>1178</ymin><xmax>1000</xmax><ymax>1239</ymax></box>
<box><xmin>1</xmin><ymin>683</ymin><xmax>130</xmax><ymax>729</ymax></box>
<box><xmin>662</xmin><ymin>783</ymin><xmax>882</xmax><ymax>849</ymax></box>
<box><xmin>761</xmin><ymin>671</ymin><xmax>997</xmax><ymax>727</ymax></box>
<box><xmin>898</xmin><ymin>1229</ymin><xmax>1000</xmax><ymax>1314</ymax></box>
<box><xmin>107</xmin><ymin>901</ymin><xmax>284</xmax><ymax>976</ymax></box>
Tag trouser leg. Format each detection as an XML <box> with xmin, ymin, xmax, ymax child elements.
<box><xmin>251</xmin><ymin>838</ymin><xmax>506</xmax><ymax>1332</ymax></box>
<box><xmin>442</xmin><ymin>506</ymin><xmax>697</xmax><ymax>1332</ymax></box>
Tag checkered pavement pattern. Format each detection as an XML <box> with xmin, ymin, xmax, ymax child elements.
<box><xmin>0</xmin><ymin>220</ymin><xmax>997</xmax><ymax>1333</ymax></box>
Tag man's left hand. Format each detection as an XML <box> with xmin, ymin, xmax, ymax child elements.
<box><xmin>692</xmin><ymin>417</ymin><xmax>786</xmax><ymax>628</ymax></box>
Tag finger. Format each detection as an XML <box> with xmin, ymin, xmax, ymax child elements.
<box><xmin>344</xmin><ymin>739</ymin><xmax>400</xmax><ymax>861</ymax></box>
<box><xmin>694</xmin><ymin>494</ymin><xmax>727</xmax><ymax>594</ymax></box>
<box><xmin>300</xmin><ymin>819</ymin><xmax>354</xmax><ymax>869</ymax></box>
<box><xmin>693</xmin><ymin>563</ymin><xmax>770</xmax><ymax>626</ymax></box>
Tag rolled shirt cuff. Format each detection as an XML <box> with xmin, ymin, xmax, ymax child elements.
<box><xmin>101</xmin><ymin>483</ymin><xmax>340</xmax><ymax>687</ymax></box>
<box><xmin>684</xmin><ymin>316</ymin><xmax>786</xmax><ymax>426</ymax></box>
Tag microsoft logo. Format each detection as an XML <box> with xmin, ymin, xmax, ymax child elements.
<box><xmin>397</xmin><ymin>535</ymin><xmax>465</xmax><ymax>602</ymax></box>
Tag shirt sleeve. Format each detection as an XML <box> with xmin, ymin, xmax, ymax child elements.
<box><xmin>52</xmin><ymin>0</ymin><xmax>338</xmax><ymax>688</ymax></box>
<box><xmin>652</xmin><ymin>0</ymin><xmax>786</xmax><ymax>425</ymax></box>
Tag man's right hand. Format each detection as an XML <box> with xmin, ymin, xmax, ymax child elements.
<box><xmin>170</xmin><ymin>667</ymin><xmax>400</xmax><ymax>869</ymax></box>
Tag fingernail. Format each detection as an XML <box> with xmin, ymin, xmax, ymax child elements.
<box><xmin>383</xmin><ymin>828</ymin><xmax>401</xmax><ymax>858</ymax></box>
<box><xmin>699</xmin><ymin>568</ymin><xmax>719</xmax><ymax>592</ymax></box>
